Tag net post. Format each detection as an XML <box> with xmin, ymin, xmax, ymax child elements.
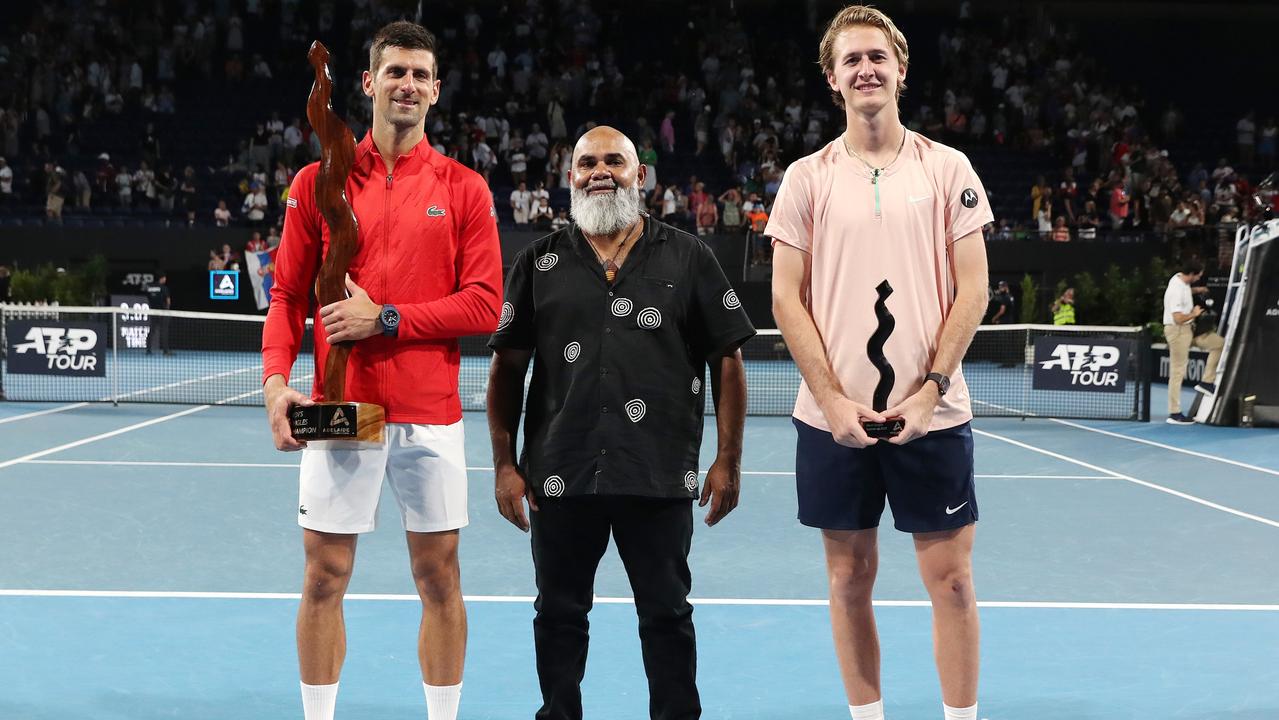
<box><xmin>1019</xmin><ymin>326</ymin><xmax>1030</xmax><ymax>420</ymax></box>
<box><xmin>111</xmin><ymin>308</ymin><xmax>119</xmax><ymax>406</ymax></box>
<box><xmin>1138</xmin><ymin>324</ymin><xmax>1151</xmax><ymax>422</ymax></box>
<box><xmin>0</xmin><ymin>304</ymin><xmax>7</xmax><ymax>401</ymax></box>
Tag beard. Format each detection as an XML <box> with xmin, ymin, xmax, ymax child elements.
<box><xmin>570</xmin><ymin>183</ymin><xmax>643</xmax><ymax>236</ymax></box>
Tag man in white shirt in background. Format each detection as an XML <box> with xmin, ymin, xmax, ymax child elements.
<box><xmin>0</xmin><ymin>157</ymin><xmax>13</xmax><ymax>204</ymax></box>
<box><xmin>242</xmin><ymin>180</ymin><xmax>269</xmax><ymax>227</ymax></box>
<box><xmin>1162</xmin><ymin>261</ymin><xmax>1224</xmax><ymax>424</ymax></box>
<box><xmin>510</xmin><ymin>181</ymin><xmax>532</xmax><ymax>226</ymax></box>
<box><xmin>530</xmin><ymin>179</ymin><xmax>550</xmax><ymax>210</ymax></box>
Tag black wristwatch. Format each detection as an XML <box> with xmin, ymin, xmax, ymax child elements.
<box><xmin>379</xmin><ymin>304</ymin><xmax>400</xmax><ymax>337</ymax></box>
<box><xmin>925</xmin><ymin>372</ymin><xmax>950</xmax><ymax>396</ymax></box>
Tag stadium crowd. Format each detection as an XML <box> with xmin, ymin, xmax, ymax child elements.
<box><xmin>0</xmin><ymin>0</ymin><xmax>1272</xmax><ymax>267</ymax></box>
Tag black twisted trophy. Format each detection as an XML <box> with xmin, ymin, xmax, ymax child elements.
<box><xmin>861</xmin><ymin>280</ymin><xmax>905</xmax><ymax>439</ymax></box>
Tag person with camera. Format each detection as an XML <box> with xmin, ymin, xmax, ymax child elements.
<box><xmin>1163</xmin><ymin>261</ymin><xmax>1224</xmax><ymax>424</ymax></box>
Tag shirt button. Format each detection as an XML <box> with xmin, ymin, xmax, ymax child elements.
<box><xmin>601</xmin><ymin>367</ymin><xmax>608</xmax><ymax>375</ymax></box>
<box><xmin>605</xmin><ymin>327</ymin><xmax>612</xmax><ymax>334</ymax></box>
<box><xmin>602</xmin><ymin>405</ymin><xmax>609</xmax><ymax>413</ymax></box>
<box><xmin>608</xmin><ymin>291</ymin><xmax>615</xmax><ymax>297</ymax></box>
<box><xmin>600</xmin><ymin>449</ymin><xmax>607</xmax><ymax>455</ymax></box>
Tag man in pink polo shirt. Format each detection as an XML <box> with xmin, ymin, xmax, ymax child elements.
<box><xmin>768</xmin><ymin>6</ymin><xmax>992</xmax><ymax>720</ymax></box>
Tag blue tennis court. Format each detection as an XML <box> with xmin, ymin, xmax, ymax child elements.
<box><xmin>1</xmin><ymin>383</ymin><xmax>1276</xmax><ymax>720</ymax></box>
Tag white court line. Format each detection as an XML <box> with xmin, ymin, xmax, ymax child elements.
<box><xmin>972</xmin><ymin>397</ymin><xmax>1279</xmax><ymax>477</ymax></box>
<box><xmin>973</xmin><ymin>428</ymin><xmax>1279</xmax><ymax>529</ymax></box>
<box><xmin>213</xmin><ymin>372</ymin><xmax>314</xmax><ymax>405</ymax></box>
<box><xmin>971</xmin><ymin>474</ymin><xmax>1114</xmax><ymax>480</ymax></box>
<box><xmin>1048</xmin><ymin>418</ymin><xmax>1279</xmax><ymax>478</ymax></box>
<box><xmin>27</xmin><ymin>460</ymin><xmax>298</xmax><ymax>468</ymax></box>
<box><xmin>0</xmin><ymin>402</ymin><xmax>90</xmax><ymax>425</ymax></box>
<box><xmin>0</xmin><ymin>406</ymin><xmax>211</xmax><ymax>471</ymax></box>
<box><xmin>18</xmin><ymin>460</ymin><xmax>1112</xmax><ymax>481</ymax></box>
<box><xmin>1</xmin><ymin>589</ymin><xmax>1275</xmax><ymax>611</ymax></box>
<box><xmin>113</xmin><ymin>365</ymin><xmax>260</xmax><ymax>401</ymax></box>
<box><xmin>704</xmin><ymin>470</ymin><xmax>1113</xmax><ymax>480</ymax></box>
<box><xmin>0</xmin><ymin>373</ymin><xmax>317</xmax><ymax>471</ymax></box>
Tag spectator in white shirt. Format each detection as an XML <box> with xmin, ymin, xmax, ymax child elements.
<box><xmin>530</xmin><ymin>196</ymin><xmax>554</xmax><ymax>229</ymax></box>
<box><xmin>134</xmin><ymin>162</ymin><xmax>156</xmax><ymax>208</ymax></box>
<box><xmin>242</xmin><ymin>181</ymin><xmax>269</xmax><ymax>226</ymax></box>
<box><xmin>283</xmin><ymin>118</ymin><xmax>304</xmax><ymax>162</ymax></box>
<box><xmin>0</xmin><ymin>157</ymin><xmax>13</xmax><ymax>203</ymax></box>
<box><xmin>1237</xmin><ymin>111</ymin><xmax>1256</xmax><ymax>167</ymax></box>
<box><xmin>510</xmin><ymin>181</ymin><xmax>532</xmax><ymax>226</ymax></box>
<box><xmin>526</xmin><ymin>123</ymin><xmax>549</xmax><ymax>172</ymax></box>
<box><xmin>507</xmin><ymin>136</ymin><xmax>528</xmax><ymax>185</ymax></box>
<box><xmin>116</xmin><ymin>165</ymin><xmax>133</xmax><ymax>207</ymax></box>
<box><xmin>473</xmin><ymin>139</ymin><xmax>496</xmax><ymax>181</ymax></box>
<box><xmin>550</xmin><ymin>208</ymin><xmax>570</xmax><ymax>231</ymax></box>
<box><xmin>487</xmin><ymin>46</ymin><xmax>507</xmax><ymax>78</ymax></box>
<box><xmin>214</xmin><ymin>200</ymin><xmax>232</xmax><ymax>227</ymax></box>
<box><xmin>531</xmin><ymin>179</ymin><xmax>550</xmax><ymax>209</ymax></box>
<box><xmin>662</xmin><ymin>185</ymin><xmax>677</xmax><ymax>218</ymax></box>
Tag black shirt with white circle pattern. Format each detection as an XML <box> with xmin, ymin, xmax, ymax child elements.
<box><xmin>489</xmin><ymin>216</ymin><xmax>756</xmax><ymax>499</ymax></box>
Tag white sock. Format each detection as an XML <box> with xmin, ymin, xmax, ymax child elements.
<box><xmin>300</xmin><ymin>681</ymin><xmax>339</xmax><ymax>720</ymax></box>
<box><xmin>850</xmin><ymin>699</ymin><xmax>885</xmax><ymax>720</ymax></box>
<box><xmin>424</xmin><ymin>681</ymin><xmax>462</xmax><ymax>720</ymax></box>
<box><xmin>943</xmin><ymin>702</ymin><xmax>978</xmax><ymax>720</ymax></box>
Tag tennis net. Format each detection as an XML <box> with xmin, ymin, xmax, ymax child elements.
<box><xmin>0</xmin><ymin>305</ymin><xmax>1150</xmax><ymax>421</ymax></box>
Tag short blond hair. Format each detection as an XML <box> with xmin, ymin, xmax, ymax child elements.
<box><xmin>818</xmin><ymin>5</ymin><xmax>909</xmax><ymax>107</ymax></box>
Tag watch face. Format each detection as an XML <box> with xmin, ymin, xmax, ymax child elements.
<box><xmin>381</xmin><ymin>308</ymin><xmax>399</xmax><ymax>327</ymax></box>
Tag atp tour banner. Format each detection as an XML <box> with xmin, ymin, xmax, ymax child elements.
<box><xmin>1032</xmin><ymin>336</ymin><xmax>1133</xmax><ymax>393</ymax></box>
<box><xmin>5</xmin><ymin>320</ymin><xmax>108</xmax><ymax>376</ymax></box>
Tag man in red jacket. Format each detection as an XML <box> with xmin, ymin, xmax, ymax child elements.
<box><xmin>260</xmin><ymin>21</ymin><xmax>502</xmax><ymax>720</ymax></box>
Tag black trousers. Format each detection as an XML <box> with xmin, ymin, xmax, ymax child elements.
<box><xmin>530</xmin><ymin>495</ymin><xmax>699</xmax><ymax>720</ymax></box>
<box><xmin>147</xmin><ymin>316</ymin><xmax>170</xmax><ymax>353</ymax></box>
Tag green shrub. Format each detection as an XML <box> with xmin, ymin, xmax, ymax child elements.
<box><xmin>1019</xmin><ymin>273</ymin><xmax>1040</xmax><ymax>323</ymax></box>
<box><xmin>5</xmin><ymin>255</ymin><xmax>108</xmax><ymax>305</ymax></box>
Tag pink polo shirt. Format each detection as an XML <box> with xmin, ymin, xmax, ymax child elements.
<box><xmin>766</xmin><ymin>130</ymin><xmax>993</xmax><ymax>432</ymax></box>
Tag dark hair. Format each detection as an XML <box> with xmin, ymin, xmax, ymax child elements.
<box><xmin>1180</xmin><ymin>260</ymin><xmax>1204</xmax><ymax>275</ymax></box>
<box><xmin>369</xmin><ymin>21</ymin><xmax>439</xmax><ymax>75</ymax></box>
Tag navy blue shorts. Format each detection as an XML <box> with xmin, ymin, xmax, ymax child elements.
<box><xmin>793</xmin><ymin>418</ymin><xmax>978</xmax><ymax>533</ymax></box>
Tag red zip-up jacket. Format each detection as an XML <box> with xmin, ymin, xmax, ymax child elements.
<box><xmin>262</xmin><ymin>133</ymin><xmax>503</xmax><ymax>424</ymax></box>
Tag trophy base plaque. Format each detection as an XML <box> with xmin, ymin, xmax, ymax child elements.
<box><xmin>290</xmin><ymin>402</ymin><xmax>386</xmax><ymax>443</ymax></box>
<box><xmin>861</xmin><ymin>417</ymin><xmax>905</xmax><ymax>439</ymax></box>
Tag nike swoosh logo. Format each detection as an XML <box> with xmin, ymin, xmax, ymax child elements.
<box><xmin>945</xmin><ymin>502</ymin><xmax>968</xmax><ymax>515</ymax></box>
<box><xmin>426</xmin><ymin>205</ymin><xmax>446</xmax><ymax>217</ymax></box>
<box><xmin>909</xmin><ymin>195</ymin><xmax>933</xmax><ymax>203</ymax></box>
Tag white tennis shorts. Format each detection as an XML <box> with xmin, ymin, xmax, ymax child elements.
<box><xmin>297</xmin><ymin>420</ymin><xmax>469</xmax><ymax>534</ymax></box>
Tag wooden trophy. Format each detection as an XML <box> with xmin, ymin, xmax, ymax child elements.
<box><xmin>289</xmin><ymin>41</ymin><xmax>385</xmax><ymax>443</ymax></box>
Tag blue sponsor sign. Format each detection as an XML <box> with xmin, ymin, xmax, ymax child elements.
<box><xmin>210</xmin><ymin>270</ymin><xmax>240</xmax><ymax>300</ymax></box>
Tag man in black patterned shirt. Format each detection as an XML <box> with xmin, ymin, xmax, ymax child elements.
<box><xmin>487</xmin><ymin>126</ymin><xmax>755</xmax><ymax>720</ymax></box>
